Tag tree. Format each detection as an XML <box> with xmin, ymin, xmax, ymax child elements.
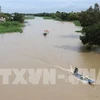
<box><xmin>80</xmin><ymin>23</ymin><xmax>100</xmax><ymax>46</ymax></box>
<box><xmin>80</xmin><ymin>3</ymin><xmax>100</xmax><ymax>47</ymax></box>
<box><xmin>67</xmin><ymin>12</ymin><xmax>79</xmax><ymax>21</ymax></box>
<box><xmin>13</xmin><ymin>13</ymin><xmax>25</xmax><ymax>23</ymax></box>
<box><xmin>60</xmin><ymin>12</ymin><xmax>68</xmax><ymax>20</ymax></box>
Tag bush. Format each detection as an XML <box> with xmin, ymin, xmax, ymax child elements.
<box><xmin>13</xmin><ymin>13</ymin><xmax>25</xmax><ymax>23</ymax></box>
<box><xmin>80</xmin><ymin>3</ymin><xmax>100</xmax><ymax>47</ymax></box>
<box><xmin>0</xmin><ymin>21</ymin><xmax>24</xmax><ymax>33</ymax></box>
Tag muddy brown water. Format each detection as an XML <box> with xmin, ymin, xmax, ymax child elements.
<box><xmin>0</xmin><ymin>17</ymin><xmax>100</xmax><ymax>100</ymax></box>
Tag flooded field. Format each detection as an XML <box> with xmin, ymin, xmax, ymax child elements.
<box><xmin>0</xmin><ymin>17</ymin><xmax>100</xmax><ymax>100</ymax></box>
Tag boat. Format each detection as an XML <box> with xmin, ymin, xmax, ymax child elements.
<box><xmin>73</xmin><ymin>67</ymin><xmax>95</xmax><ymax>84</ymax></box>
<box><xmin>43</xmin><ymin>32</ymin><xmax>48</xmax><ymax>36</ymax></box>
<box><xmin>43</xmin><ymin>30</ymin><xmax>49</xmax><ymax>36</ymax></box>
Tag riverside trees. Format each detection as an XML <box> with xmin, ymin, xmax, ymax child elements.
<box><xmin>79</xmin><ymin>3</ymin><xmax>100</xmax><ymax>47</ymax></box>
<box><xmin>0</xmin><ymin>13</ymin><xmax>25</xmax><ymax>33</ymax></box>
<box><xmin>34</xmin><ymin>11</ymin><xmax>80</xmax><ymax>21</ymax></box>
<box><xmin>0</xmin><ymin>13</ymin><xmax>25</xmax><ymax>23</ymax></box>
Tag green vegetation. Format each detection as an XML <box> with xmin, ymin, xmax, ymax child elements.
<box><xmin>1</xmin><ymin>13</ymin><xmax>25</xmax><ymax>22</ymax></box>
<box><xmin>34</xmin><ymin>3</ymin><xmax>100</xmax><ymax>49</ymax></box>
<box><xmin>74</xmin><ymin>21</ymin><xmax>81</xmax><ymax>32</ymax></box>
<box><xmin>34</xmin><ymin>12</ymin><xmax>80</xmax><ymax>26</ymax></box>
<box><xmin>0</xmin><ymin>13</ymin><xmax>25</xmax><ymax>33</ymax></box>
<box><xmin>79</xmin><ymin>3</ymin><xmax>100</xmax><ymax>47</ymax></box>
<box><xmin>0</xmin><ymin>21</ymin><xmax>24</xmax><ymax>33</ymax></box>
<box><xmin>13</xmin><ymin>13</ymin><xmax>25</xmax><ymax>23</ymax></box>
<box><xmin>75</xmin><ymin>30</ymin><xmax>82</xmax><ymax>33</ymax></box>
<box><xmin>73</xmin><ymin>21</ymin><xmax>81</xmax><ymax>26</ymax></box>
<box><xmin>0</xmin><ymin>3</ymin><xmax>100</xmax><ymax>49</ymax></box>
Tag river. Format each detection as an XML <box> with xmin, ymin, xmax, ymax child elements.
<box><xmin>0</xmin><ymin>17</ymin><xmax>100</xmax><ymax>100</ymax></box>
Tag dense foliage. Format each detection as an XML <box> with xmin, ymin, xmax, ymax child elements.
<box><xmin>13</xmin><ymin>13</ymin><xmax>25</xmax><ymax>23</ymax></box>
<box><xmin>0</xmin><ymin>13</ymin><xmax>25</xmax><ymax>23</ymax></box>
<box><xmin>0</xmin><ymin>13</ymin><xmax>25</xmax><ymax>33</ymax></box>
<box><xmin>34</xmin><ymin>11</ymin><xmax>80</xmax><ymax>21</ymax></box>
<box><xmin>0</xmin><ymin>21</ymin><xmax>24</xmax><ymax>33</ymax></box>
<box><xmin>0</xmin><ymin>3</ymin><xmax>100</xmax><ymax>40</ymax></box>
<box><xmin>79</xmin><ymin>3</ymin><xmax>100</xmax><ymax>47</ymax></box>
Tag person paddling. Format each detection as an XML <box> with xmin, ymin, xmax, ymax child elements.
<box><xmin>43</xmin><ymin>30</ymin><xmax>49</xmax><ymax>36</ymax></box>
<box><xmin>44</xmin><ymin>30</ymin><xmax>49</xmax><ymax>33</ymax></box>
<box><xmin>74</xmin><ymin>67</ymin><xmax>78</xmax><ymax>75</ymax></box>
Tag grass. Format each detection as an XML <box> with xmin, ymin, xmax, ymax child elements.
<box><xmin>73</xmin><ymin>20</ymin><xmax>81</xmax><ymax>26</ymax></box>
<box><xmin>74</xmin><ymin>21</ymin><xmax>82</xmax><ymax>33</ymax></box>
<box><xmin>0</xmin><ymin>21</ymin><xmax>24</xmax><ymax>33</ymax></box>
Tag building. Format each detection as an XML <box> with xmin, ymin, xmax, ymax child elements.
<box><xmin>0</xmin><ymin>6</ymin><xmax>6</xmax><ymax>22</ymax></box>
<box><xmin>0</xmin><ymin>17</ymin><xmax>6</xmax><ymax>22</ymax></box>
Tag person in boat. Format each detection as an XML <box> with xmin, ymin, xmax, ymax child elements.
<box><xmin>43</xmin><ymin>30</ymin><xmax>49</xmax><ymax>36</ymax></box>
<box><xmin>74</xmin><ymin>67</ymin><xmax>83</xmax><ymax>79</ymax></box>
<box><xmin>44</xmin><ymin>30</ymin><xmax>49</xmax><ymax>33</ymax></box>
<box><xmin>74</xmin><ymin>68</ymin><xmax>93</xmax><ymax>84</ymax></box>
<box><xmin>74</xmin><ymin>67</ymin><xmax>78</xmax><ymax>75</ymax></box>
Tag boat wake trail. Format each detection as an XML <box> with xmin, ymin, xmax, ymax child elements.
<box><xmin>24</xmin><ymin>51</ymin><xmax>74</xmax><ymax>74</ymax></box>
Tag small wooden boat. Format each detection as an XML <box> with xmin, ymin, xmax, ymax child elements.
<box><xmin>73</xmin><ymin>68</ymin><xmax>95</xmax><ymax>84</ymax></box>
<box><xmin>43</xmin><ymin>30</ymin><xmax>49</xmax><ymax>36</ymax></box>
<box><xmin>43</xmin><ymin>32</ymin><xmax>48</xmax><ymax>36</ymax></box>
<box><xmin>73</xmin><ymin>73</ymin><xmax>95</xmax><ymax>84</ymax></box>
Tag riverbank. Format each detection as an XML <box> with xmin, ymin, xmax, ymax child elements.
<box><xmin>43</xmin><ymin>16</ymin><xmax>81</xmax><ymax>26</ymax></box>
<box><xmin>0</xmin><ymin>21</ymin><xmax>24</xmax><ymax>33</ymax></box>
<box><xmin>25</xmin><ymin>15</ymin><xmax>35</xmax><ymax>19</ymax></box>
